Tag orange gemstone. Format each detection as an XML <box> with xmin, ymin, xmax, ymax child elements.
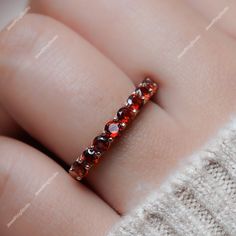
<box><xmin>69</xmin><ymin>162</ymin><xmax>88</xmax><ymax>180</ymax></box>
<box><xmin>127</xmin><ymin>94</ymin><xmax>143</xmax><ymax>111</ymax></box>
<box><xmin>117</xmin><ymin>107</ymin><xmax>135</xmax><ymax>123</ymax></box>
<box><xmin>105</xmin><ymin>121</ymin><xmax>121</xmax><ymax>138</ymax></box>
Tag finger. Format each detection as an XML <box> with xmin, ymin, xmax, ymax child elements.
<box><xmin>185</xmin><ymin>0</ymin><xmax>236</xmax><ymax>38</ymax></box>
<box><xmin>0</xmin><ymin>1</ymin><xmax>27</xmax><ymax>139</ymax></box>
<box><xmin>0</xmin><ymin>13</ymin><xmax>179</xmax><ymax>213</ymax></box>
<box><xmin>0</xmin><ymin>107</ymin><xmax>22</xmax><ymax>137</ymax></box>
<box><xmin>0</xmin><ymin>136</ymin><xmax>118</xmax><ymax>236</ymax></box>
<box><xmin>33</xmin><ymin>0</ymin><xmax>236</xmax><ymax>133</ymax></box>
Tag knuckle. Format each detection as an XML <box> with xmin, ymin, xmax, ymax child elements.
<box><xmin>0</xmin><ymin>13</ymin><xmax>58</xmax><ymax>84</ymax></box>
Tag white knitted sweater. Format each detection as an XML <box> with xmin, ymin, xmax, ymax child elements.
<box><xmin>109</xmin><ymin>119</ymin><xmax>236</xmax><ymax>236</ymax></box>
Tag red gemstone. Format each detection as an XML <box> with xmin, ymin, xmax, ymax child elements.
<box><xmin>117</xmin><ymin>107</ymin><xmax>135</xmax><ymax>123</ymax></box>
<box><xmin>135</xmin><ymin>86</ymin><xmax>151</xmax><ymax>100</ymax></box>
<box><xmin>93</xmin><ymin>135</ymin><xmax>111</xmax><ymax>153</ymax></box>
<box><xmin>127</xmin><ymin>94</ymin><xmax>143</xmax><ymax>111</ymax></box>
<box><xmin>105</xmin><ymin>121</ymin><xmax>121</xmax><ymax>138</ymax></box>
<box><xmin>81</xmin><ymin>148</ymin><xmax>99</xmax><ymax>167</ymax></box>
<box><xmin>143</xmin><ymin>78</ymin><xmax>158</xmax><ymax>93</ymax></box>
<box><xmin>69</xmin><ymin>162</ymin><xmax>88</xmax><ymax>180</ymax></box>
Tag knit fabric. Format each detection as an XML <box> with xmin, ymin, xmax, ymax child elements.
<box><xmin>108</xmin><ymin>119</ymin><xmax>236</xmax><ymax>236</ymax></box>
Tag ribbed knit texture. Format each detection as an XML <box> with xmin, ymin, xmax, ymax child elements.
<box><xmin>108</xmin><ymin>119</ymin><xmax>236</xmax><ymax>236</ymax></box>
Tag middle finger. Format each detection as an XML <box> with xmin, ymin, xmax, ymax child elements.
<box><xmin>0</xmin><ymin>13</ymin><xmax>179</xmax><ymax>213</ymax></box>
<box><xmin>34</xmin><ymin>0</ymin><xmax>236</xmax><ymax>133</ymax></box>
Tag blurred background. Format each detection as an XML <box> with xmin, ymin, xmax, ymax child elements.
<box><xmin>0</xmin><ymin>0</ymin><xmax>28</xmax><ymax>30</ymax></box>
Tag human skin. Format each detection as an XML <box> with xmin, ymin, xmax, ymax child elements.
<box><xmin>0</xmin><ymin>0</ymin><xmax>236</xmax><ymax>235</ymax></box>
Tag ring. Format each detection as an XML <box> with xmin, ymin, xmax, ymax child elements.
<box><xmin>69</xmin><ymin>78</ymin><xmax>158</xmax><ymax>181</ymax></box>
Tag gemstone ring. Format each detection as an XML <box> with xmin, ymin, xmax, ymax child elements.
<box><xmin>69</xmin><ymin>78</ymin><xmax>158</xmax><ymax>181</ymax></box>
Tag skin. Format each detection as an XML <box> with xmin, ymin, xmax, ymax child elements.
<box><xmin>0</xmin><ymin>0</ymin><xmax>236</xmax><ymax>235</ymax></box>
<box><xmin>0</xmin><ymin>107</ymin><xmax>21</xmax><ymax>137</ymax></box>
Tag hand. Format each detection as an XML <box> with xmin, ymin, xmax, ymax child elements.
<box><xmin>1</xmin><ymin>1</ymin><xmax>236</xmax><ymax>235</ymax></box>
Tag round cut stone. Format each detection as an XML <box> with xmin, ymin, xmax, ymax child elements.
<box><xmin>82</xmin><ymin>148</ymin><xmax>99</xmax><ymax>167</ymax></box>
<box><xmin>93</xmin><ymin>135</ymin><xmax>111</xmax><ymax>153</ymax></box>
<box><xmin>105</xmin><ymin>121</ymin><xmax>121</xmax><ymax>138</ymax></box>
<box><xmin>69</xmin><ymin>162</ymin><xmax>88</xmax><ymax>180</ymax></box>
<box><xmin>117</xmin><ymin>107</ymin><xmax>135</xmax><ymax>123</ymax></box>
<box><xmin>143</xmin><ymin>78</ymin><xmax>158</xmax><ymax>93</ymax></box>
<box><xmin>135</xmin><ymin>86</ymin><xmax>150</xmax><ymax>100</ymax></box>
<box><xmin>127</xmin><ymin>94</ymin><xmax>143</xmax><ymax>111</ymax></box>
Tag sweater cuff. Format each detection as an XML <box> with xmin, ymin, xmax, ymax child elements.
<box><xmin>108</xmin><ymin>119</ymin><xmax>236</xmax><ymax>236</ymax></box>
